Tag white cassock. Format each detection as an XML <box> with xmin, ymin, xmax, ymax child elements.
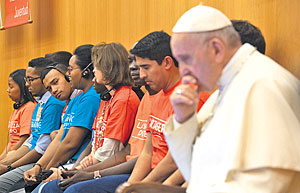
<box><xmin>164</xmin><ymin>43</ymin><xmax>300</xmax><ymax>193</ymax></box>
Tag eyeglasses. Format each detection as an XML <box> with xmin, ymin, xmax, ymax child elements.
<box><xmin>67</xmin><ymin>66</ymin><xmax>81</xmax><ymax>74</ymax></box>
<box><xmin>24</xmin><ymin>76</ymin><xmax>40</xmax><ymax>83</ymax></box>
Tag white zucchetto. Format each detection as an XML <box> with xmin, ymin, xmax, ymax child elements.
<box><xmin>173</xmin><ymin>5</ymin><xmax>232</xmax><ymax>33</ymax></box>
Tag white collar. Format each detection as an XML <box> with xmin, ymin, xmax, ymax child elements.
<box><xmin>70</xmin><ymin>89</ymin><xmax>81</xmax><ymax>100</ymax></box>
<box><xmin>217</xmin><ymin>43</ymin><xmax>256</xmax><ymax>94</ymax></box>
<box><xmin>35</xmin><ymin>91</ymin><xmax>52</xmax><ymax>104</ymax></box>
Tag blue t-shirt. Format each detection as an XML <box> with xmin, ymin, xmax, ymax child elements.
<box><xmin>29</xmin><ymin>92</ymin><xmax>65</xmax><ymax>150</ymax></box>
<box><xmin>61</xmin><ymin>86</ymin><xmax>100</xmax><ymax>159</ymax></box>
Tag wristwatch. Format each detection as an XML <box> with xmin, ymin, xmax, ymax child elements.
<box><xmin>94</xmin><ymin>170</ymin><xmax>102</xmax><ymax>179</ymax></box>
<box><xmin>7</xmin><ymin>164</ymin><xmax>15</xmax><ymax>171</ymax></box>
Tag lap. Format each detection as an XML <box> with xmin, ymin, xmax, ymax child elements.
<box><xmin>65</xmin><ymin>174</ymin><xmax>130</xmax><ymax>193</ymax></box>
<box><xmin>0</xmin><ymin>163</ymin><xmax>35</xmax><ymax>192</ymax></box>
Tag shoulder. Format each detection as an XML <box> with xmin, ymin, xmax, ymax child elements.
<box><xmin>46</xmin><ymin>95</ymin><xmax>65</xmax><ymax>108</ymax></box>
<box><xmin>81</xmin><ymin>87</ymin><xmax>100</xmax><ymax>101</ymax></box>
<box><xmin>114</xmin><ymin>87</ymin><xmax>140</xmax><ymax>103</ymax></box>
<box><xmin>21</xmin><ymin>101</ymin><xmax>37</xmax><ymax>111</ymax></box>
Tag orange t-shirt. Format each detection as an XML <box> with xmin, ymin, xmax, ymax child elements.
<box><xmin>8</xmin><ymin>101</ymin><xmax>36</xmax><ymax>150</ymax></box>
<box><xmin>126</xmin><ymin>91</ymin><xmax>155</xmax><ymax>161</ymax></box>
<box><xmin>148</xmin><ymin>80</ymin><xmax>182</xmax><ymax>168</ymax></box>
<box><xmin>148</xmin><ymin>82</ymin><xmax>210</xmax><ymax>168</ymax></box>
<box><xmin>197</xmin><ymin>92</ymin><xmax>211</xmax><ymax>111</ymax></box>
<box><xmin>93</xmin><ymin>86</ymin><xmax>140</xmax><ymax>150</ymax></box>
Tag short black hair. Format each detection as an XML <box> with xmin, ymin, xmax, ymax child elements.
<box><xmin>45</xmin><ymin>51</ymin><xmax>72</xmax><ymax>67</ymax></box>
<box><xmin>40</xmin><ymin>63</ymin><xmax>68</xmax><ymax>82</ymax></box>
<box><xmin>231</xmin><ymin>20</ymin><xmax>266</xmax><ymax>54</ymax></box>
<box><xmin>28</xmin><ymin>57</ymin><xmax>56</xmax><ymax>74</ymax></box>
<box><xmin>130</xmin><ymin>31</ymin><xmax>178</xmax><ymax>67</ymax></box>
<box><xmin>73</xmin><ymin>44</ymin><xmax>94</xmax><ymax>71</ymax></box>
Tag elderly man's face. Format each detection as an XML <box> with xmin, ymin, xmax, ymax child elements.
<box><xmin>171</xmin><ymin>33</ymin><xmax>220</xmax><ymax>92</ymax></box>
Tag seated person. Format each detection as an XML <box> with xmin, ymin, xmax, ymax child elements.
<box><xmin>45</xmin><ymin>51</ymin><xmax>72</xmax><ymax>68</ymax></box>
<box><xmin>0</xmin><ymin>57</ymin><xmax>65</xmax><ymax>193</ymax></box>
<box><xmin>24</xmin><ymin>45</ymin><xmax>100</xmax><ymax>188</ymax></box>
<box><xmin>40</xmin><ymin>43</ymin><xmax>157</xmax><ymax>193</ymax></box>
<box><xmin>231</xmin><ymin>19</ymin><xmax>266</xmax><ymax>54</ymax></box>
<box><xmin>0</xmin><ymin>69</ymin><xmax>36</xmax><ymax>161</ymax></box>
<box><xmin>45</xmin><ymin>50</ymin><xmax>73</xmax><ymax>140</ymax></box>
<box><xmin>165</xmin><ymin>5</ymin><xmax>300</xmax><ymax>193</ymax></box>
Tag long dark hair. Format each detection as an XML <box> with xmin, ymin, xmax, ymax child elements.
<box><xmin>9</xmin><ymin>69</ymin><xmax>35</xmax><ymax>106</ymax></box>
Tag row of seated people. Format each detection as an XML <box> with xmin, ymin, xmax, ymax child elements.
<box><xmin>0</xmin><ymin>19</ymin><xmax>266</xmax><ymax>193</ymax></box>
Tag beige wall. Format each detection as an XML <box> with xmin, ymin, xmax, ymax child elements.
<box><xmin>0</xmin><ymin>0</ymin><xmax>299</xmax><ymax>151</ymax></box>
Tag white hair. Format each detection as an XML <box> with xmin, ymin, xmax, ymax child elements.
<box><xmin>195</xmin><ymin>26</ymin><xmax>241</xmax><ymax>49</ymax></box>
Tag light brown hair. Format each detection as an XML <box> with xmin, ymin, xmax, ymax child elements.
<box><xmin>92</xmin><ymin>42</ymin><xmax>132</xmax><ymax>87</ymax></box>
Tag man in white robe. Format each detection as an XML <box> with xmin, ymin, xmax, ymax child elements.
<box><xmin>164</xmin><ymin>5</ymin><xmax>300</xmax><ymax>193</ymax></box>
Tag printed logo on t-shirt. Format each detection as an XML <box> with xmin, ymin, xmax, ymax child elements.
<box><xmin>31</xmin><ymin>119</ymin><xmax>42</xmax><ymax>133</ymax></box>
<box><xmin>63</xmin><ymin>113</ymin><xmax>75</xmax><ymax>130</ymax></box>
<box><xmin>148</xmin><ymin>115</ymin><xmax>166</xmax><ymax>140</ymax></box>
<box><xmin>8</xmin><ymin>121</ymin><xmax>20</xmax><ymax>135</ymax></box>
<box><xmin>131</xmin><ymin>118</ymin><xmax>148</xmax><ymax>140</ymax></box>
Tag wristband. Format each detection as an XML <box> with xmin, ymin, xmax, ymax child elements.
<box><xmin>34</xmin><ymin>163</ymin><xmax>43</xmax><ymax>171</ymax></box>
<box><xmin>94</xmin><ymin>170</ymin><xmax>102</xmax><ymax>179</ymax></box>
<box><xmin>7</xmin><ymin>164</ymin><xmax>15</xmax><ymax>171</ymax></box>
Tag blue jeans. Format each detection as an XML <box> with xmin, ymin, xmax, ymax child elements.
<box><xmin>41</xmin><ymin>174</ymin><xmax>130</xmax><ymax>193</ymax></box>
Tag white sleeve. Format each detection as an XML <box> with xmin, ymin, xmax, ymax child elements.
<box><xmin>34</xmin><ymin>134</ymin><xmax>51</xmax><ymax>155</ymax></box>
<box><xmin>23</xmin><ymin>134</ymin><xmax>33</xmax><ymax>149</ymax></box>
<box><xmin>93</xmin><ymin>138</ymin><xmax>124</xmax><ymax>162</ymax></box>
<box><xmin>221</xmin><ymin>168</ymin><xmax>297</xmax><ymax>193</ymax></box>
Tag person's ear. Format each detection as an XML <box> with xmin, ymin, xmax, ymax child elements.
<box><xmin>209</xmin><ymin>38</ymin><xmax>225</xmax><ymax>64</ymax></box>
<box><xmin>163</xmin><ymin>56</ymin><xmax>175</xmax><ymax>70</ymax></box>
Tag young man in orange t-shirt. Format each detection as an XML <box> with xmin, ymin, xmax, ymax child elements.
<box><xmin>126</xmin><ymin>31</ymin><xmax>210</xmax><ymax>185</ymax></box>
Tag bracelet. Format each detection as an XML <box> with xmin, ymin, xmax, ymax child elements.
<box><xmin>7</xmin><ymin>164</ymin><xmax>15</xmax><ymax>171</ymax></box>
<box><xmin>34</xmin><ymin>163</ymin><xmax>43</xmax><ymax>171</ymax></box>
<box><xmin>94</xmin><ymin>170</ymin><xmax>102</xmax><ymax>179</ymax></box>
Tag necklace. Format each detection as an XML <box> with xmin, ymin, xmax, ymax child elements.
<box><xmin>95</xmin><ymin>97</ymin><xmax>113</xmax><ymax>150</ymax></box>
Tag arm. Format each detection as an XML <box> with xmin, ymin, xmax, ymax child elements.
<box><xmin>221</xmin><ymin>168</ymin><xmax>296</xmax><ymax>193</ymax></box>
<box><xmin>10</xmin><ymin>148</ymin><xmax>42</xmax><ymax>168</ymax></box>
<box><xmin>73</xmin><ymin>140</ymin><xmax>92</xmax><ymax>168</ymax></box>
<box><xmin>11</xmin><ymin>135</ymin><xmax>29</xmax><ymax>150</ymax></box>
<box><xmin>0</xmin><ymin>143</ymin><xmax>10</xmax><ymax>161</ymax></box>
<box><xmin>24</xmin><ymin>125</ymin><xmax>64</xmax><ymax>182</ymax></box>
<box><xmin>142</xmin><ymin>151</ymin><xmax>178</xmax><ymax>183</ymax></box>
<box><xmin>58</xmin><ymin>143</ymin><xmax>132</xmax><ymax>190</ymax></box>
<box><xmin>35</xmin><ymin>125</ymin><xmax>64</xmax><ymax>169</ymax></box>
<box><xmin>45</xmin><ymin>126</ymin><xmax>90</xmax><ymax>169</ymax></box>
<box><xmin>127</xmin><ymin>132</ymin><xmax>152</xmax><ymax>182</ymax></box>
<box><xmin>99</xmin><ymin>156</ymin><xmax>137</xmax><ymax>176</ymax></box>
<box><xmin>163</xmin><ymin>169</ymin><xmax>185</xmax><ymax>186</ymax></box>
<box><xmin>84</xmin><ymin>143</ymin><xmax>130</xmax><ymax>172</ymax></box>
<box><xmin>0</xmin><ymin>145</ymin><xmax>30</xmax><ymax>165</ymax></box>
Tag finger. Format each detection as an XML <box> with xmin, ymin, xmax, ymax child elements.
<box><xmin>59</xmin><ymin>179</ymin><xmax>72</xmax><ymax>190</ymax></box>
<box><xmin>171</xmin><ymin>94</ymin><xmax>196</xmax><ymax>106</ymax></box>
<box><xmin>88</xmin><ymin>156</ymin><xmax>93</xmax><ymax>165</ymax></box>
<box><xmin>182</xmin><ymin>75</ymin><xmax>197</xmax><ymax>85</ymax></box>
<box><xmin>173</xmin><ymin>86</ymin><xmax>198</xmax><ymax>101</ymax></box>
<box><xmin>81</xmin><ymin>162</ymin><xmax>87</xmax><ymax>169</ymax></box>
<box><xmin>24</xmin><ymin>172</ymin><xmax>30</xmax><ymax>181</ymax></box>
<box><xmin>63</xmin><ymin>170</ymin><xmax>76</xmax><ymax>177</ymax></box>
